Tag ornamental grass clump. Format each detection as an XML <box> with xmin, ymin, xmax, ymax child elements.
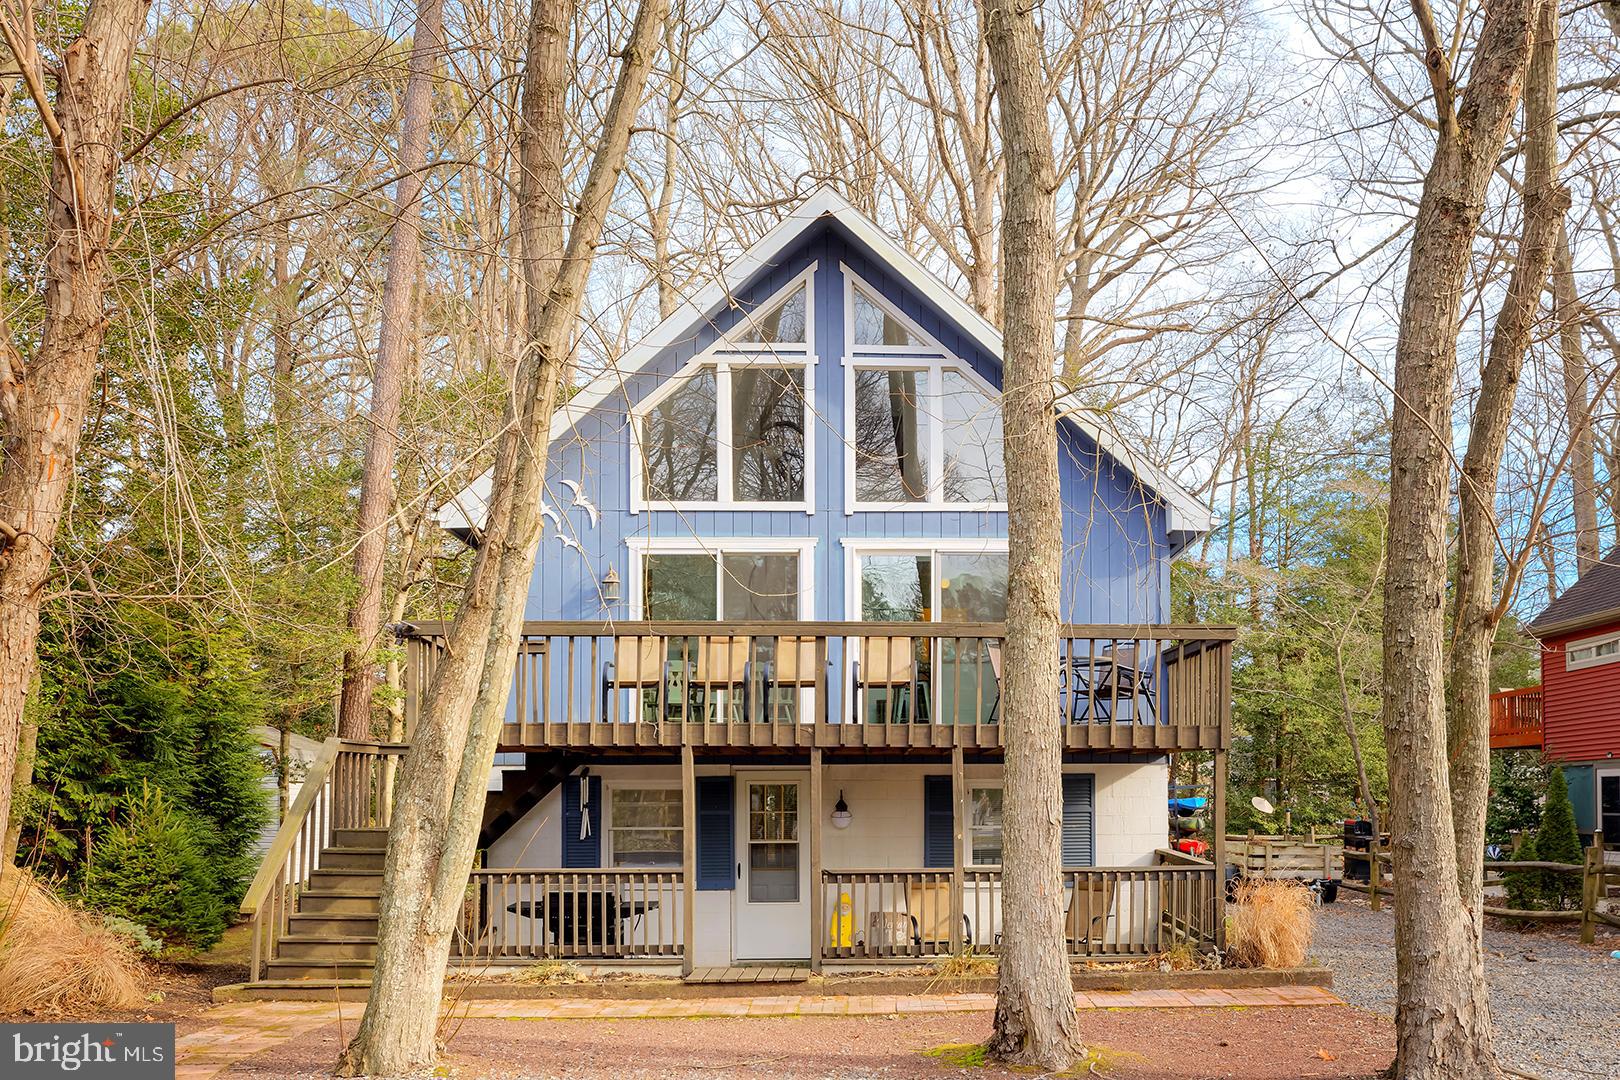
<box><xmin>1225</xmin><ymin>879</ymin><xmax>1314</xmax><ymax>969</ymax></box>
<box><xmin>0</xmin><ymin>863</ymin><xmax>145</xmax><ymax>1014</ymax></box>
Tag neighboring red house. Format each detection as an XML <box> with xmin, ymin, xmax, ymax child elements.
<box><xmin>1495</xmin><ymin>546</ymin><xmax>1620</xmax><ymax>842</ymax></box>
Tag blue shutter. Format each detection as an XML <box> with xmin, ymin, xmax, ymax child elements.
<box><xmin>923</xmin><ymin>775</ymin><xmax>954</xmax><ymax>868</ymax></box>
<box><xmin>1062</xmin><ymin>774</ymin><xmax>1095</xmax><ymax>868</ymax></box>
<box><xmin>561</xmin><ymin>773</ymin><xmax>601</xmax><ymax>867</ymax></box>
<box><xmin>696</xmin><ymin>776</ymin><xmax>735</xmax><ymax>890</ymax></box>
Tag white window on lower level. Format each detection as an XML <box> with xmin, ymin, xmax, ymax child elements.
<box><xmin>609</xmin><ymin>786</ymin><xmax>682</xmax><ymax>868</ymax></box>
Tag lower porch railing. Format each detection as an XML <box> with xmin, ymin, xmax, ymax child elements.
<box><xmin>454</xmin><ymin>868</ymin><xmax>684</xmax><ymax>960</ymax></box>
<box><xmin>824</xmin><ymin>854</ymin><xmax>1218</xmax><ymax>961</ymax></box>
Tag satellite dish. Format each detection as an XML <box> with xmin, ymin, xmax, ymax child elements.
<box><xmin>1251</xmin><ymin>796</ymin><xmax>1276</xmax><ymax>816</ymax></box>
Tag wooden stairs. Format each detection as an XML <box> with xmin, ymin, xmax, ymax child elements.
<box><xmin>242</xmin><ymin>741</ymin><xmax>582</xmax><ymax>991</ymax></box>
<box><xmin>262</xmin><ymin>826</ymin><xmax>386</xmax><ymax>983</ymax></box>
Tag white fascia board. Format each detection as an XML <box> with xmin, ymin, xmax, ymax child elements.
<box><xmin>435</xmin><ymin>183</ymin><xmax>1213</xmax><ymax>541</ymax></box>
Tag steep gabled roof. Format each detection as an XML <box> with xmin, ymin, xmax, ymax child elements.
<box><xmin>436</xmin><ymin>186</ymin><xmax>1213</xmax><ymax>539</ymax></box>
<box><xmin>1528</xmin><ymin>546</ymin><xmax>1620</xmax><ymax>636</ymax></box>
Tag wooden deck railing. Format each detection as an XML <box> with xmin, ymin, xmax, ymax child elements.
<box><xmin>454</xmin><ymin>869</ymin><xmax>684</xmax><ymax>960</ymax></box>
<box><xmin>1489</xmin><ymin>685</ymin><xmax>1543</xmax><ymax>749</ymax></box>
<box><xmin>239</xmin><ymin>740</ymin><xmax>408</xmax><ymax>981</ymax></box>
<box><xmin>820</xmin><ymin>853</ymin><xmax>1218</xmax><ymax>962</ymax></box>
<box><xmin>401</xmin><ymin>622</ymin><xmax>1234</xmax><ymax>752</ymax></box>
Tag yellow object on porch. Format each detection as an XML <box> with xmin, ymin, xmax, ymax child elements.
<box><xmin>830</xmin><ymin>891</ymin><xmax>854</xmax><ymax>947</ymax></box>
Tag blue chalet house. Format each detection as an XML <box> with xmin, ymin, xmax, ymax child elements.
<box><xmin>241</xmin><ymin>188</ymin><xmax>1234</xmax><ymax>988</ymax></box>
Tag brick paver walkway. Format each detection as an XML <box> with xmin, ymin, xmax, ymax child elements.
<box><xmin>177</xmin><ymin>985</ymin><xmax>1341</xmax><ymax>1078</ymax></box>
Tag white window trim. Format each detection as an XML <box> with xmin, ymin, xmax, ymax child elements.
<box><xmin>629</xmin><ymin>265</ymin><xmax>817</xmax><ymax>515</ymax></box>
<box><xmin>840</xmin><ymin>268</ymin><xmax>1006</xmax><ymax>515</ymax></box>
<box><xmin>841</xmin><ymin>537</ymin><xmax>1008</xmax><ymax>623</ymax></box>
<box><xmin>1565</xmin><ymin>629</ymin><xmax>1620</xmax><ymax>671</ymax></box>
<box><xmin>604</xmin><ymin>779</ymin><xmax>684</xmax><ymax>869</ymax></box>
<box><xmin>626</xmin><ymin>535</ymin><xmax>817</xmax><ymax>619</ymax></box>
<box><xmin>842</xmin><ymin>264</ymin><xmax>945</xmax><ymax>357</ymax></box>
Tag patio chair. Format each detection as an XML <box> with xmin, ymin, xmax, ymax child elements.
<box><xmin>602</xmin><ymin>636</ymin><xmax>664</xmax><ymax>724</ymax></box>
<box><xmin>764</xmin><ymin>635</ymin><xmax>819</xmax><ymax>723</ymax></box>
<box><xmin>1096</xmin><ymin>643</ymin><xmax>1156</xmax><ymax>724</ymax></box>
<box><xmin>906</xmin><ymin>880</ymin><xmax>971</xmax><ymax>952</ymax></box>
<box><xmin>852</xmin><ymin>636</ymin><xmax>916</xmax><ymax>724</ymax></box>
<box><xmin>694</xmin><ymin>635</ymin><xmax>750</xmax><ymax>723</ymax></box>
<box><xmin>1065</xmin><ymin>875</ymin><xmax>1117</xmax><ymax>953</ymax></box>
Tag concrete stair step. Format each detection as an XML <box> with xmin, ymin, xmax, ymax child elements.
<box><xmin>297</xmin><ymin>891</ymin><xmax>382</xmax><ymax>915</ymax></box>
<box><xmin>320</xmin><ymin>847</ymin><xmax>387</xmax><ymax>870</ymax></box>
<box><xmin>265</xmin><ymin>957</ymin><xmax>374</xmax><ymax>981</ymax></box>
<box><xmin>287</xmin><ymin>912</ymin><xmax>378</xmax><ymax>937</ymax></box>
<box><xmin>332</xmin><ymin>828</ymin><xmax>389</xmax><ymax>851</ymax></box>
<box><xmin>276</xmin><ymin>936</ymin><xmax>378</xmax><ymax>961</ymax></box>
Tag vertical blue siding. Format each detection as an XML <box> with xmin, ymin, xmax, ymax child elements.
<box><xmin>527</xmin><ymin>220</ymin><xmax>1172</xmax><ymax>629</ymax></box>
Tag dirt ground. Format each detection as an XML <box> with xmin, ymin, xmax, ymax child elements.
<box><xmin>219</xmin><ymin>1006</ymin><xmax>1394</xmax><ymax>1079</ymax></box>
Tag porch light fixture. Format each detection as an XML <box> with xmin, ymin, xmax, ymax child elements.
<box><xmin>831</xmin><ymin>791</ymin><xmax>853</xmax><ymax>829</ymax></box>
<box><xmin>601</xmin><ymin>565</ymin><xmax>622</xmax><ymax>605</ymax></box>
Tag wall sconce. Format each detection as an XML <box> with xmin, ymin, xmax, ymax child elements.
<box><xmin>830</xmin><ymin>791</ymin><xmax>853</xmax><ymax>829</ymax></box>
<box><xmin>601</xmin><ymin>565</ymin><xmax>622</xmax><ymax>605</ymax></box>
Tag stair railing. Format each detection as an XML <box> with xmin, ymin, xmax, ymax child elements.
<box><xmin>241</xmin><ymin>737</ymin><xmax>342</xmax><ymax>982</ymax></box>
<box><xmin>240</xmin><ymin>739</ymin><xmax>412</xmax><ymax>981</ymax></box>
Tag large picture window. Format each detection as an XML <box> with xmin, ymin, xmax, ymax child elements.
<box><xmin>642</xmin><ymin>550</ymin><xmax>802</xmax><ymax>620</ymax></box>
<box><xmin>638</xmin><ymin>362</ymin><xmax>808</xmax><ymax>507</ymax></box>
<box><xmin>849</xmin><ymin>364</ymin><xmax>1004</xmax><ymax>509</ymax></box>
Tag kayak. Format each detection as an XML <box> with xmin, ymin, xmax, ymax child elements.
<box><xmin>1169</xmin><ymin>796</ymin><xmax>1207</xmax><ymax>816</ymax></box>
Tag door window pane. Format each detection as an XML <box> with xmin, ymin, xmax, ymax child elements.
<box><xmin>736</xmin><ymin>285</ymin><xmax>806</xmax><ymax>344</ymax></box>
<box><xmin>853</xmin><ymin>288</ymin><xmax>919</xmax><ymax>346</ymax></box>
<box><xmin>859</xmin><ymin>555</ymin><xmax>931</xmax><ymax>622</ymax></box>
<box><xmin>1601</xmin><ymin>775</ymin><xmax>1619</xmax><ymax>842</ymax></box>
<box><xmin>939</xmin><ymin>553</ymin><xmax>1008</xmax><ymax>622</ymax></box>
<box><xmin>941</xmin><ymin>370</ymin><xmax>1004</xmax><ymax>503</ymax></box>
<box><xmin>642</xmin><ymin>369</ymin><xmax>718</xmax><ymax>500</ymax></box>
<box><xmin>721</xmin><ymin>554</ymin><xmax>799</xmax><ymax>620</ymax></box>
<box><xmin>732</xmin><ymin>367</ymin><xmax>805</xmax><ymax>501</ymax></box>
<box><xmin>748</xmin><ymin>783</ymin><xmax>800</xmax><ymax>902</ymax></box>
<box><xmin>970</xmin><ymin>787</ymin><xmax>1003</xmax><ymax>866</ymax></box>
<box><xmin>644</xmin><ymin>554</ymin><xmax>717</xmax><ymax>619</ymax></box>
<box><xmin>855</xmin><ymin>369</ymin><xmax>928</xmax><ymax>501</ymax></box>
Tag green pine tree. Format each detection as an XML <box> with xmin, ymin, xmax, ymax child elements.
<box><xmin>1502</xmin><ymin>832</ymin><xmax>1540</xmax><ymax>913</ymax></box>
<box><xmin>83</xmin><ymin>784</ymin><xmax>228</xmax><ymax>951</ymax></box>
<box><xmin>1533</xmin><ymin>768</ymin><xmax>1583</xmax><ymax>910</ymax></box>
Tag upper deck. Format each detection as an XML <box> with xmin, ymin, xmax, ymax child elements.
<box><xmin>401</xmin><ymin>621</ymin><xmax>1234</xmax><ymax>754</ymax></box>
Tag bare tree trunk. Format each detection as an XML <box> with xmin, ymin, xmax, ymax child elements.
<box><xmin>1447</xmin><ymin>0</ymin><xmax>1564</xmax><ymax>917</ymax></box>
<box><xmin>337</xmin><ymin>0</ymin><xmax>446</xmax><ymax>740</ymax></box>
<box><xmin>980</xmin><ymin>0</ymin><xmax>1083</xmax><ymax>1070</ymax></box>
<box><xmin>4</xmin><ymin>674</ymin><xmax>40</xmax><ymax>862</ymax></box>
<box><xmin>0</xmin><ymin>0</ymin><xmax>154</xmax><ymax>852</ymax></box>
<box><xmin>1381</xmin><ymin>0</ymin><xmax>1540</xmax><ymax>1075</ymax></box>
<box><xmin>335</xmin><ymin>1</ymin><xmax>665</xmax><ymax>1072</ymax></box>
<box><xmin>1551</xmin><ymin>225</ymin><xmax>1600</xmax><ymax>575</ymax></box>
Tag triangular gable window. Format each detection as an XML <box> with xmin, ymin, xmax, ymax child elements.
<box><xmin>734</xmin><ymin>285</ymin><xmax>806</xmax><ymax>344</ymax></box>
<box><xmin>852</xmin><ymin>286</ymin><xmax>921</xmax><ymax>347</ymax></box>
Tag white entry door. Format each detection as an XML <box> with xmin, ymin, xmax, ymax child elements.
<box><xmin>733</xmin><ymin>773</ymin><xmax>811</xmax><ymax>960</ymax></box>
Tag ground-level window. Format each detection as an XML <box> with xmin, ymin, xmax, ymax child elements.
<box><xmin>610</xmin><ymin>787</ymin><xmax>682</xmax><ymax>868</ymax></box>
<box><xmin>969</xmin><ymin>787</ymin><xmax>1003</xmax><ymax>865</ymax></box>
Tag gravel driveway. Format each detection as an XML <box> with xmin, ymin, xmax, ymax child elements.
<box><xmin>1311</xmin><ymin>897</ymin><xmax>1619</xmax><ymax>1079</ymax></box>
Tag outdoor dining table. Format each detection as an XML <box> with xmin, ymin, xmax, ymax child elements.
<box><xmin>506</xmin><ymin>892</ymin><xmax>662</xmax><ymax>947</ymax></box>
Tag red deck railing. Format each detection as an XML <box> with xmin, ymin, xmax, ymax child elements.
<box><xmin>1489</xmin><ymin>685</ymin><xmax>1543</xmax><ymax>749</ymax></box>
